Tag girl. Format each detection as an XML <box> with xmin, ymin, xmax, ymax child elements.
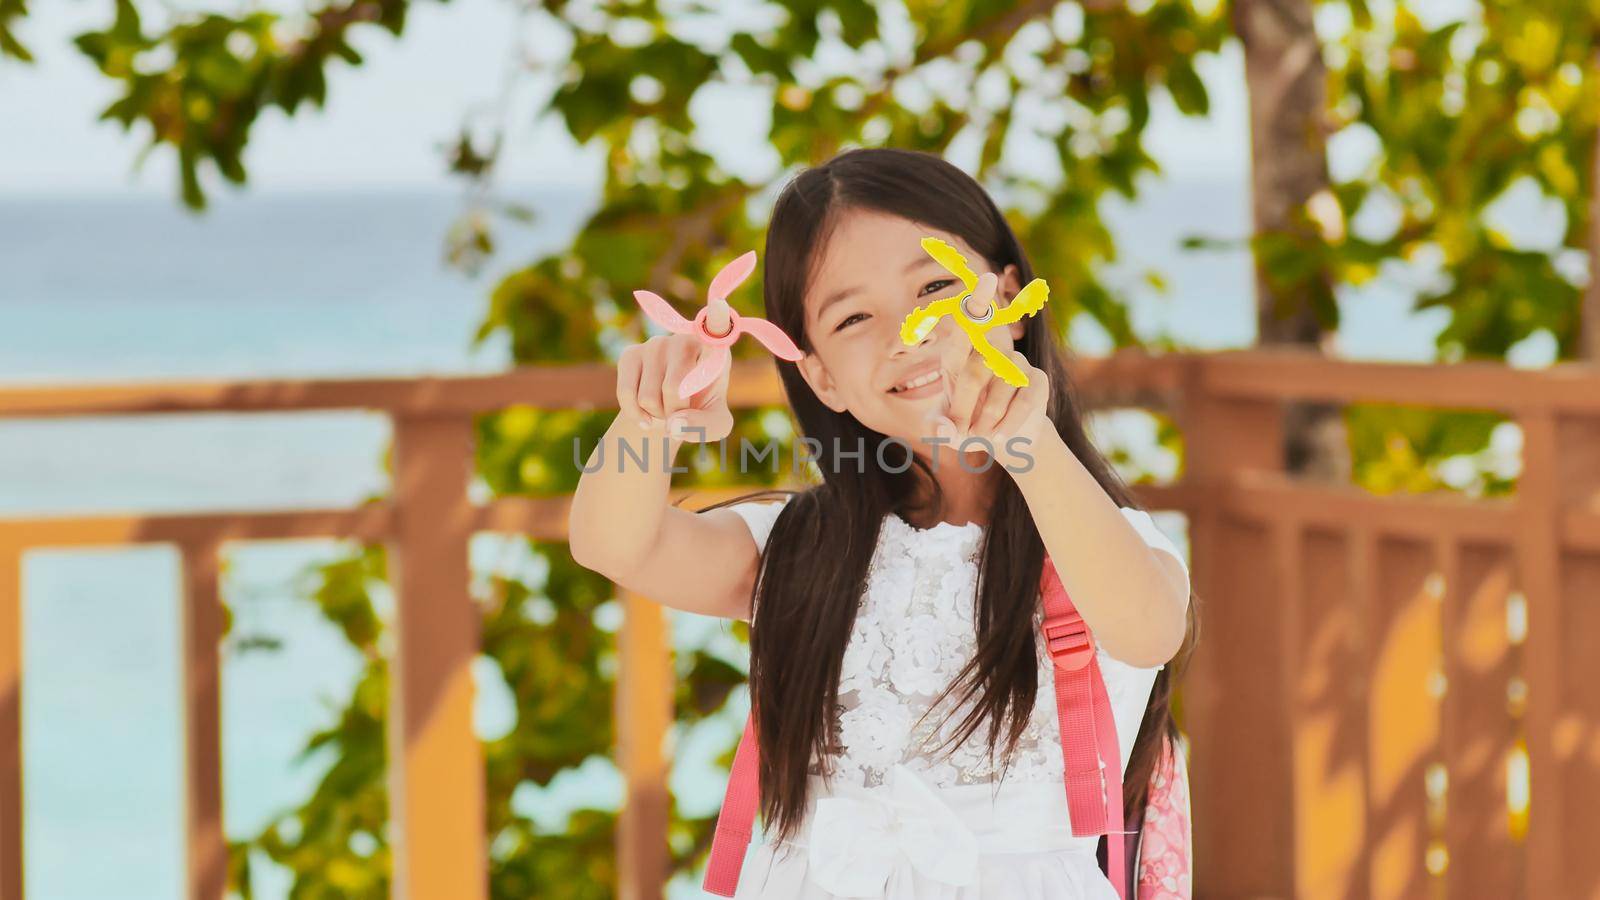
<box><xmin>569</xmin><ymin>146</ymin><xmax>1198</xmax><ymax>898</ymax></box>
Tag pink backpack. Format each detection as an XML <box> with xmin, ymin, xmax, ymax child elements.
<box><xmin>702</xmin><ymin>555</ymin><xmax>1193</xmax><ymax>899</ymax></box>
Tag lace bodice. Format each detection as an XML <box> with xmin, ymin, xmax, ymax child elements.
<box><xmin>726</xmin><ymin>496</ymin><xmax>1189</xmax><ymax>792</ymax></box>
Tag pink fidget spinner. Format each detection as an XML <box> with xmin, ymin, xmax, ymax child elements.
<box><xmin>631</xmin><ymin>250</ymin><xmax>804</xmax><ymax>399</ymax></box>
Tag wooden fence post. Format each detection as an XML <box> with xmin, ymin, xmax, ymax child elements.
<box><xmin>614</xmin><ymin>589</ymin><xmax>671</xmax><ymax>900</ymax></box>
<box><xmin>1181</xmin><ymin>357</ymin><xmax>1292</xmax><ymax>897</ymax></box>
<box><xmin>387</xmin><ymin>415</ymin><xmax>486</xmax><ymax>900</ymax></box>
<box><xmin>180</xmin><ymin>537</ymin><xmax>226</xmax><ymax>900</ymax></box>
<box><xmin>0</xmin><ymin>545</ymin><xmax>21</xmax><ymax>900</ymax></box>
<box><xmin>1535</xmin><ymin>410</ymin><xmax>1600</xmax><ymax>897</ymax></box>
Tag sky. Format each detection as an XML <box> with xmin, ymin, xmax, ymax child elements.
<box><xmin>0</xmin><ymin>0</ymin><xmax>1254</xmax><ymax>195</ymax></box>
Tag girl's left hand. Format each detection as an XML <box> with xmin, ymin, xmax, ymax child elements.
<box><xmin>930</xmin><ymin>272</ymin><xmax>1053</xmax><ymax>465</ymax></box>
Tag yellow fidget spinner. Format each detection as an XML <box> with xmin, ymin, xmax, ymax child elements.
<box><xmin>899</xmin><ymin>237</ymin><xmax>1051</xmax><ymax>387</ymax></box>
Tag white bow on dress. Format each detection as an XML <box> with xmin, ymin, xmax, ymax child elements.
<box><xmin>805</xmin><ymin>762</ymin><xmax>980</xmax><ymax>898</ymax></box>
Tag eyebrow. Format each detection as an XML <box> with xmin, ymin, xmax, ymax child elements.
<box><xmin>814</xmin><ymin>253</ymin><xmax>941</xmax><ymax>325</ymax></box>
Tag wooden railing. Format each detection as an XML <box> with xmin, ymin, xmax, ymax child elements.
<box><xmin>0</xmin><ymin>347</ymin><xmax>1596</xmax><ymax>899</ymax></box>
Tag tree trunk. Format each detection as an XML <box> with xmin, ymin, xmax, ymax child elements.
<box><xmin>1234</xmin><ymin>0</ymin><xmax>1349</xmax><ymax>481</ymax></box>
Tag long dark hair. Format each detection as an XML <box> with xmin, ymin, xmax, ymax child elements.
<box><xmin>707</xmin><ymin>146</ymin><xmax>1200</xmax><ymax>849</ymax></box>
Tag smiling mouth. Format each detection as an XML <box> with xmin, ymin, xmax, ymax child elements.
<box><xmin>887</xmin><ymin>370</ymin><xmax>942</xmax><ymax>394</ymax></box>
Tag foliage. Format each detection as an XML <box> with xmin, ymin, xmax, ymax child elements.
<box><xmin>230</xmin><ymin>544</ymin><xmax>392</xmax><ymax>898</ymax></box>
<box><xmin>1321</xmin><ymin>0</ymin><xmax>1598</xmax><ymax>361</ymax></box>
<box><xmin>1315</xmin><ymin>1</ymin><xmax>1599</xmax><ymax>493</ymax></box>
<box><xmin>0</xmin><ymin>0</ymin><xmax>28</xmax><ymax>61</ymax></box>
<box><xmin>1345</xmin><ymin>404</ymin><xmax>1516</xmax><ymax>497</ymax></box>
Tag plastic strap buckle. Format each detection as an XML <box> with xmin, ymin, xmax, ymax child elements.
<box><xmin>1043</xmin><ymin>609</ymin><xmax>1094</xmax><ymax>671</ymax></box>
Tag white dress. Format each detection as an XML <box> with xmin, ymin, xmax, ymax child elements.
<box><xmin>717</xmin><ymin>497</ymin><xmax>1191</xmax><ymax>900</ymax></box>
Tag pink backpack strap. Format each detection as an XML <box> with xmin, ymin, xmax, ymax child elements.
<box><xmin>703</xmin><ymin>716</ymin><xmax>761</xmax><ymax>896</ymax></box>
<box><xmin>1041</xmin><ymin>555</ymin><xmax>1128</xmax><ymax>900</ymax></box>
<box><xmin>702</xmin><ymin>554</ymin><xmax>1129</xmax><ymax>898</ymax></box>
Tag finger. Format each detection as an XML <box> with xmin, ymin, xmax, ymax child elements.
<box><xmin>928</xmin><ymin>336</ymin><xmax>975</xmax><ymax>438</ymax></box>
<box><xmin>1012</xmin><ymin>349</ymin><xmax>1045</xmax><ymax>394</ymax></box>
<box><xmin>667</xmin><ymin>405</ymin><xmax>734</xmax><ymax>443</ymax></box>
<box><xmin>616</xmin><ymin>347</ymin><xmax>651</xmax><ymax>429</ymax></box>
<box><xmin>991</xmin><ymin>380</ymin><xmax>1044</xmax><ymax>444</ymax></box>
<box><xmin>967</xmin><ymin>273</ymin><xmax>1021</xmax><ymax>357</ymax></box>
<box><xmin>661</xmin><ymin>338</ymin><xmax>701</xmax><ymax>414</ymax></box>
<box><xmin>962</xmin><ymin>271</ymin><xmax>998</xmax><ymax>320</ymax></box>
<box><xmin>678</xmin><ymin>344</ymin><xmax>730</xmax><ymax>400</ymax></box>
<box><xmin>926</xmin><ymin>375</ymin><xmax>959</xmax><ymax>442</ymax></box>
<box><xmin>969</xmin><ymin>377</ymin><xmax>1017</xmax><ymax>439</ymax></box>
<box><xmin>637</xmin><ymin>341</ymin><xmax>668</xmax><ymax>420</ymax></box>
<box><xmin>989</xmin><ymin>310</ymin><xmax>1017</xmax><ymax>354</ymax></box>
<box><xmin>992</xmin><ymin>351</ymin><xmax>1044</xmax><ymax>438</ymax></box>
<box><xmin>947</xmin><ymin>339</ymin><xmax>994</xmax><ymax>436</ymax></box>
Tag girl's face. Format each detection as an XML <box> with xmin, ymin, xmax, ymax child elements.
<box><xmin>796</xmin><ymin>208</ymin><xmax>1024</xmax><ymax>447</ymax></box>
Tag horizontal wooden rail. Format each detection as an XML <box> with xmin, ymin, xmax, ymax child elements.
<box><xmin>4</xmin><ymin>346</ymin><xmax>1597</xmax><ymax>420</ymax></box>
<box><xmin>0</xmin><ymin>488</ymin><xmax>777</xmax><ymax>548</ymax></box>
<box><xmin>1199</xmin><ymin>346</ymin><xmax>1600</xmax><ymax>412</ymax></box>
<box><xmin>1219</xmin><ymin>469</ymin><xmax>1600</xmax><ymax>553</ymax></box>
<box><xmin>0</xmin><ymin>362</ymin><xmax>784</xmax><ymax>419</ymax></box>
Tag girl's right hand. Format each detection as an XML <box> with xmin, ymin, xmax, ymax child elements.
<box><xmin>616</xmin><ymin>333</ymin><xmax>734</xmax><ymax>443</ymax></box>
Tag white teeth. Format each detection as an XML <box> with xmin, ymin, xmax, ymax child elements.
<box><xmin>891</xmin><ymin>371</ymin><xmax>940</xmax><ymax>393</ymax></box>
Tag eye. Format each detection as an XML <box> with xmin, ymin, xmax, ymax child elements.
<box><xmin>921</xmin><ymin>279</ymin><xmax>955</xmax><ymax>296</ymax></box>
<box><xmin>834</xmin><ymin>312</ymin><xmax>867</xmax><ymax>332</ymax></box>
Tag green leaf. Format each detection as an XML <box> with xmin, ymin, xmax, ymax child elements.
<box><xmin>0</xmin><ymin>0</ymin><xmax>33</xmax><ymax>62</ymax></box>
<box><xmin>1166</xmin><ymin>61</ymin><xmax>1209</xmax><ymax>115</ymax></box>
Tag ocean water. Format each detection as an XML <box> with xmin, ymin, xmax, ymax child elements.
<box><xmin>0</xmin><ymin>178</ymin><xmax>1457</xmax><ymax>898</ymax></box>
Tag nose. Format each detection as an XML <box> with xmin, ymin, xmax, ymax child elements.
<box><xmin>887</xmin><ymin>312</ymin><xmax>939</xmax><ymax>357</ymax></box>
<box><xmin>889</xmin><ymin>332</ymin><xmax>930</xmax><ymax>358</ymax></box>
